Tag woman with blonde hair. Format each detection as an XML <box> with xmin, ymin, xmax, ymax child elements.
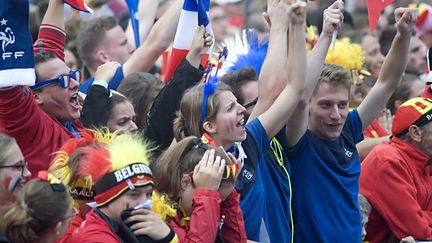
<box><xmin>0</xmin><ymin>172</ymin><xmax>73</xmax><ymax>243</ymax></box>
<box><xmin>0</xmin><ymin>133</ymin><xmax>31</xmax><ymax>205</ymax></box>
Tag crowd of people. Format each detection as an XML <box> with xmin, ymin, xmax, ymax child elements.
<box><xmin>1</xmin><ymin>0</ymin><xmax>432</xmax><ymax>242</ymax></box>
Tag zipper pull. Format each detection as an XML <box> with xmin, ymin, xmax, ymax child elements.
<box><xmin>218</xmin><ymin>215</ymin><xmax>226</xmax><ymax>230</ymax></box>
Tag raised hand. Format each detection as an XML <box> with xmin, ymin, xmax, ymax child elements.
<box><xmin>186</xmin><ymin>26</ymin><xmax>213</xmax><ymax>67</ymax></box>
<box><xmin>190</xmin><ymin>26</ymin><xmax>213</xmax><ymax>55</ymax></box>
<box><xmin>394</xmin><ymin>8</ymin><xmax>418</xmax><ymax>37</ymax></box>
<box><xmin>378</xmin><ymin>109</ymin><xmax>393</xmax><ymax>133</ymax></box>
<box><xmin>265</xmin><ymin>0</ymin><xmax>291</xmax><ymax>31</ymax></box>
<box><xmin>192</xmin><ymin>149</ymin><xmax>225</xmax><ymax>191</ymax></box>
<box><xmin>321</xmin><ymin>1</ymin><xmax>344</xmax><ymax>38</ymax></box>
<box><xmin>288</xmin><ymin>1</ymin><xmax>307</xmax><ymax>26</ymax></box>
<box><xmin>94</xmin><ymin>61</ymin><xmax>121</xmax><ymax>83</ymax></box>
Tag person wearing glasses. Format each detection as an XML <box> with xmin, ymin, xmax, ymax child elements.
<box><xmin>154</xmin><ymin>136</ymin><xmax>247</xmax><ymax>242</ymax></box>
<box><xmin>0</xmin><ymin>172</ymin><xmax>73</xmax><ymax>243</ymax></box>
<box><xmin>0</xmin><ymin>0</ymin><xmax>84</xmax><ymax>177</ymax></box>
<box><xmin>0</xmin><ymin>133</ymin><xmax>31</xmax><ymax>205</ymax></box>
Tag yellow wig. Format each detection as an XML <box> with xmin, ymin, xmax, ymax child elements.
<box><xmin>325</xmin><ymin>38</ymin><xmax>365</xmax><ymax>71</ymax></box>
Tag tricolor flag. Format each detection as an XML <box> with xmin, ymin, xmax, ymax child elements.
<box><xmin>125</xmin><ymin>0</ymin><xmax>140</xmax><ymax>48</ymax></box>
<box><xmin>163</xmin><ymin>0</ymin><xmax>213</xmax><ymax>83</ymax></box>
<box><xmin>64</xmin><ymin>0</ymin><xmax>93</xmax><ymax>13</ymax></box>
<box><xmin>367</xmin><ymin>0</ymin><xmax>393</xmax><ymax>32</ymax></box>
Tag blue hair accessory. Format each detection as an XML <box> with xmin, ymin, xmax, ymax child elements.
<box><xmin>200</xmin><ymin>47</ymin><xmax>229</xmax><ymax>123</ymax></box>
<box><xmin>221</xmin><ymin>30</ymin><xmax>269</xmax><ymax>76</ymax></box>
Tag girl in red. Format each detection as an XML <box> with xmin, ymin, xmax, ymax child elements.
<box><xmin>154</xmin><ymin>136</ymin><xmax>247</xmax><ymax>243</ymax></box>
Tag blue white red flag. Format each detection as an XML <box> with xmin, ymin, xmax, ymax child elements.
<box><xmin>163</xmin><ymin>0</ymin><xmax>213</xmax><ymax>83</ymax></box>
<box><xmin>64</xmin><ymin>0</ymin><xmax>93</xmax><ymax>13</ymax></box>
<box><xmin>125</xmin><ymin>0</ymin><xmax>140</xmax><ymax>48</ymax></box>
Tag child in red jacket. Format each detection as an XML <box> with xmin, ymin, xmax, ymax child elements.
<box><xmin>154</xmin><ymin>136</ymin><xmax>247</xmax><ymax>243</ymax></box>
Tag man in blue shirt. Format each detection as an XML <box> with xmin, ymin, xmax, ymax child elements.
<box><xmin>76</xmin><ymin>0</ymin><xmax>183</xmax><ymax>94</ymax></box>
<box><xmin>284</xmin><ymin>8</ymin><xmax>418</xmax><ymax>243</ymax></box>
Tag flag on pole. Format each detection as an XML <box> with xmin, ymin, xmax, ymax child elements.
<box><xmin>125</xmin><ymin>0</ymin><xmax>140</xmax><ymax>48</ymax></box>
<box><xmin>163</xmin><ymin>0</ymin><xmax>213</xmax><ymax>83</ymax></box>
<box><xmin>64</xmin><ymin>0</ymin><xmax>93</xmax><ymax>13</ymax></box>
<box><xmin>367</xmin><ymin>0</ymin><xmax>393</xmax><ymax>32</ymax></box>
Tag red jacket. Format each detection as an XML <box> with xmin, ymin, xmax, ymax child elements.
<box><xmin>0</xmin><ymin>86</ymin><xmax>82</xmax><ymax>176</ymax></box>
<box><xmin>0</xmin><ymin>24</ymin><xmax>82</xmax><ymax>176</ymax></box>
<box><xmin>360</xmin><ymin>138</ymin><xmax>432</xmax><ymax>242</ymax></box>
<box><xmin>363</xmin><ymin>119</ymin><xmax>389</xmax><ymax>138</ymax></box>
<box><xmin>65</xmin><ymin>210</ymin><xmax>120</xmax><ymax>243</ymax></box>
<box><xmin>168</xmin><ymin>189</ymin><xmax>247</xmax><ymax>243</ymax></box>
<box><xmin>59</xmin><ymin>215</ymin><xmax>84</xmax><ymax>243</ymax></box>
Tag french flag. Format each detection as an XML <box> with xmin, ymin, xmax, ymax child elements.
<box><xmin>163</xmin><ymin>0</ymin><xmax>213</xmax><ymax>83</ymax></box>
<box><xmin>64</xmin><ymin>0</ymin><xmax>93</xmax><ymax>13</ymax></box>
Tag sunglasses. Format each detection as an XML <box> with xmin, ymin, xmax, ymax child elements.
<box><xmin>243</xmin><ymin>97</ymin><xmax>258</xmax><ymax>109</ymax></box>
<box><xmin>31</xmin><ymin>70</ymin><xmax>81</xmax><ymax>91</ymax></box>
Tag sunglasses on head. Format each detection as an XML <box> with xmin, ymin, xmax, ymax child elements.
<box><xmin>31</xmin><ymin>70</ymin><xmax>81</xmax><ymax>91</ymax></box>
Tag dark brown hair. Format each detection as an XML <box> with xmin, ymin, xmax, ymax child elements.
<box><xmin>117</xmin><ymin>72</ymin><xmax>163</xmax><ymax>129</ymax></box>
<box><xmin>221</xmin><ymin>67</ymin><xmax>257</xmax><ymax>105</ymax></box>
<box><xmin>155</xmin><ymin>136</ymin><xmax>234</xmax><ymax>202</ymax></box>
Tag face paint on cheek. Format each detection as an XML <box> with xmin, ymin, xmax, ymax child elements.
<box><xmin>225</xmin><ymin>117</ymin><xmax>236</xmax><ymax>134</ymax></box>
<box><xmin>2</xmin><ymin>177</ymin><xmax>11</xmax><ymax>192</ymax></box>
<box><xmin>8</xmin><ymin>176</ymin><xmax>22</xmax><ymax>192</ymax></box>
<box><xmin>49</xmin><ymin>95</ymin><xmax>66</xmax><ymax>108</ymax></box>
<box><xmin>3</xmin><ymin>176</ymin><xmax>22</xmax><ymax>192</ymax></box>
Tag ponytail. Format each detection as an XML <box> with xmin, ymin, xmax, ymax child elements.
<box><xmin>0</xmin><ymin>179</ymin><xmax>71</xmax><ymax>242</ymax></box>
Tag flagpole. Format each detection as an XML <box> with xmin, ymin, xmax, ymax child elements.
<box><xmin>331</xmin><ymin>0</ymin><xmax>341</xmax><ymax>50</ymax></box>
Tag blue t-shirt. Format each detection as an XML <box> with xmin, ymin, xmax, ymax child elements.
<box><xmin>237</xmin><ymin>119</ymin><xmax>293</xmax><ymax>243</ymax></box>
<box><xmin>287</xmin><ymin>110</ymin><xmax>364</xmax><ymax>243</ymax></box>
<box><xmin>79</xmin><ymin>66</ymin><xmax>124</xmax><ymax>94</ymax></box>
<box><xmin>260</xmin><ymin>131</ymin><xmax>292</xmax><ymax>243</ymax></box>
<box><xmin>236</xmin><ymin>118</ymin><xmax>269</xmax><ymax>242</ymax></box>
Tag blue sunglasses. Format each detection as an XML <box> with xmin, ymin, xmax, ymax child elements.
<box><xmin>31</xmin><ymin>70</ymin><xmax>81</xmax><ymax>91</ymax></box>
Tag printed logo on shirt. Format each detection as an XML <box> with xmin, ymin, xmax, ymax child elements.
<box><xmin>0</xmin><ymin>18</ymin><xmax>24</xmax><ymax>60</ymax></box>
<box><xmin>242</xmin><ymin>169</ymin><xmax>253</xmax><ymax>180</ymax></box>
<box><xmin>344</xmin><ymin>148</ymin><xmax>353</xmax><ymax>158</ymax></box>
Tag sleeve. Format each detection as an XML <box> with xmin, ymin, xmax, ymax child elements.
<box><xmin>173</xmin><ymin>189</ymin><xmax>221</xmax><ymax>243</ymax></box>
<box><xmin>0</xmin><ymin>87</ymin><xmax>51</xmax><ymax>149</ymax></box>
<box><xmin>220</xmin><ymin>189</ymin><xmax>247</xmax><ymax>243</ymax></box>
<box><xmin>235</xmin><ymin>118</ymin><xmax>270</xmax><ymax>197</ymax></box>
<box><xmin>346</xmin><ymin>109</ymin><xmax>364</xmax><ymax>144</ymax></box>
<box><xmin>106</xmin><ymin>67</ymin><xmax>125</xmax><ymax>91</ymax></box>
<box><xmin>366</xmin><ymin>158</ymin><xmax>432</xmax><ymax>240</ymax></box>
<box><xmin>243</xmin><ymin>118</ymin><xmax>271</xmax><ymax>165</ymax></box>
<box><xmin>33</xmin><ymin>24</ymin><xmax>66</xmax><ymax>61</ymax></box>
<box><xmin>80</xmin><ymin>84</ymin><xmax>110</xmax><ymax>129</ymax></box>
<box><xmin>145</xmin><ymin>58</ymin><xmax>204</xmax><ymax>156</ymax></box>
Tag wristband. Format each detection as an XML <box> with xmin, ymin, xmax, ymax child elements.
<box><xmin>92</xmin><ymin>80</ymin><xmax>108</xmax><ymax>88</ymax></box>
